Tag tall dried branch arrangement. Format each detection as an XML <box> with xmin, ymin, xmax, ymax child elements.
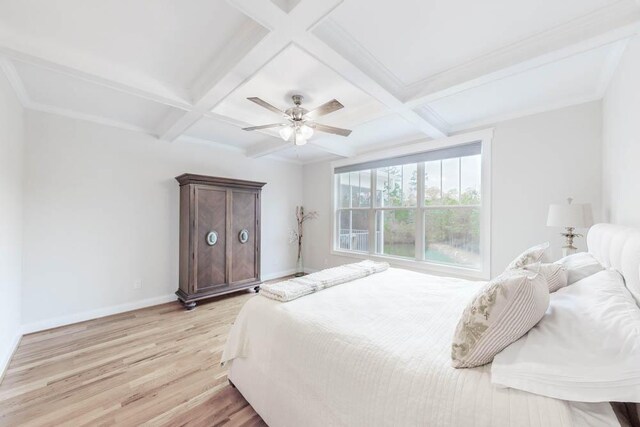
<box><xmin>292</xmin><ymin>206</ymin><xmax>318</xmax><ymax>260</ymax></box>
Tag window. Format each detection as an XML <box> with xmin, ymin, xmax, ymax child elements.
<box><xmin>333</xmin><ymin>136</ymin><xmax>490</xmax><ymax>278</ymax></box>
<box><xmin>423</xmin><ymin>155</ymin><xmax>481</xmax><ymax>269</ymax></box>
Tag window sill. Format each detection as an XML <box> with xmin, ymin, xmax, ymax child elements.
<box><xmin>330</xmin><ymin>249</ymin><xmax>489</xmax><ymax>281</ymax></box>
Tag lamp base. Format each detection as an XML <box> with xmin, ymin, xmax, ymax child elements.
<box><xmin>560</xmin><ymin>227</ymin><xmax>581</xmax><ymax>258</ymax></box>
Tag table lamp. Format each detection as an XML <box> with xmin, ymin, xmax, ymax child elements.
<box><xmin>547</xmin><ymin>197</ymin><xmax>593</xmax><ymax>257</ymax></box>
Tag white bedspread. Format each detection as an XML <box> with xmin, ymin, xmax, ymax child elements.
<box><xmin>222</xmin><ymin>268</ymin><xmax>618</xmax><ymax>427</ymax></box>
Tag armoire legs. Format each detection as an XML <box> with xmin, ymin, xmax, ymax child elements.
<box><xmin>182</xmin><ymin>301</ymin><xmax>196</xmax><ymax>310</ymax></box>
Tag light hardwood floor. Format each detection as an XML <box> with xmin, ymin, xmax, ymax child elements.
<box><xmin>0</xmin><ymin>291</ymin><xmax>265</xmax><ymax>427</ymax></box>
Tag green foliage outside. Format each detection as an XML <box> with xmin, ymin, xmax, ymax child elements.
<box><xmin>380</xmin><ymin>166</ymin><xmax>481</xmax><ymax>262</ymax></box>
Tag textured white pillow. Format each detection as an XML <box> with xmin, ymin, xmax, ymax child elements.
<box><xmin>525</xmin><ymin>263</ymin><xmax>568</xmax><ymax>293</ymax></box>
<box><xmin>555</xmin><ymin>252</ymin><xmax>604</xmax><ymax>285</ymax></box>
<box><xmin>506</xmin><ymin>242</ymin><xmax>550</xmax><ymax>270</ymax></box>
<box><xmin>492</xmin><ymin>269</ymin><xmax>640</xmax><ymax>402</ymax></box>
<box><xmin>451</xmin><ymin>269</ymin><xmax>550</xmax><ymax>368</ymax></box>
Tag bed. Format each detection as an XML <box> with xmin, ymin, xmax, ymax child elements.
<box><xmin>221</xmin><ymin>224</ymin><xmax>640</xmax><ymax>426</ymax></box>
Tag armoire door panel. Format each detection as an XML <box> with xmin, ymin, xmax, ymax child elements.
<box><xmin>230</xmin><ymin>190</ymin><xmax>257</xmax><ymax>284</ymax></box>
<box><xmin>194</xmin><ymin>186</ymin><xmax>227</xmax><ymax>292</ymax></box>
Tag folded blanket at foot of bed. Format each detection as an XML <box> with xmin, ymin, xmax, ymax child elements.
<box><xmin>259</xmin><ymin>260</ymin><xmax>389</xmax><ymax>302</ymax></box>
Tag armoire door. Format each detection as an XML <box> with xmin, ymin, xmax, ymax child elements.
<box><xmin>193</xmin><ymin>185</ymin><xmax>227</xmax><ymax>293</ymax></box>
<box><xmin>229</xmin><ymin>189</ymin><xmax>258</xmax><ymax>286</ymax></box>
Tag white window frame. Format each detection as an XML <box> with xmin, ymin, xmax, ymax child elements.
<box><xmin>330</xmin><ymin>129</ymin><xmax>493</xmax><ymax>280</ymax></box>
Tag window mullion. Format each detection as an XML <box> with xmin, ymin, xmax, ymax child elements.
<box><xmin>416</xmin><ymin>162</ymin><xmax>425</xmax><ymax>261</ymax></box>
<box><xmin>369</xmin><ymin>169</ymin><xmax>376</xmax><ymax>254</ymax></box>
<box><xmin>458</xmin><ymin>157</ymin><xmax>462</xmax><ymax>202</ymax></box>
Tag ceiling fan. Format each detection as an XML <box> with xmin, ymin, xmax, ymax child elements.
<box><xmin>242</xmin><ymin>94</ymin><xmax>352</xmax><ymax>146</ymax></box>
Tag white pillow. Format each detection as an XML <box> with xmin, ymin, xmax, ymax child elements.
<box><xmin>524</xmin><ymin>263</ymin><xmax>568</xmax><ymax>293</ymax></box>
<box><xmin>506</xmin><ymin>242</ymin><xmax>549</xmax><ymax>270</ymax></box>
<box><xmin>491</xmin><ymin>269</ymin><xmax>640</xmax><ymax>403</ymax></box>
<box><xmin>451</xmin><ymin>268</ymin><xmax>549</xmax><ymax>368</ymax></box>
<box><xmin>555</xmin><ymin>252</ymin><xmax>604</xmax><ymax>284</ymax></box>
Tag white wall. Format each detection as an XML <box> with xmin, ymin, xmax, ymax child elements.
<box><xmin>489</xmin><ymin>101</ymin><xmax>602</xmax><ymax>272</ymax></box>
<box><xmin>603</xmin><ymin>36</ymin><xmax>640</xmax><ymax>227</ymax></box>
<box><xmin>0</xmin><ymin>69</ymin><xmax>24</xmax><ymax>373</ymax></box>
<box><xmin>21</xmin><ymin>111</ymin><xmax>303</xmax><ymax>327</ymax></box>
<box><xmin>302</xmin><ymin>101</ymin><xmax>602</xmax><ymax>278</ymax></box>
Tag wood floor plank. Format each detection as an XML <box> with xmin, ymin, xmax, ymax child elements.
<box><xmin>0</xmin><ymin>288</ymin><xmax>269</xmax><ymax>427</ymax></box>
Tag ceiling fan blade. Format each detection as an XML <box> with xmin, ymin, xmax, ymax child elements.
<box><xmin>247</xmin><ymin>97</ymin><xmax>286</xmax><ymax>116</ymax></box>
<box><xmin>242</xmin><ymin>123</ymin><xmax>286</xmax><ymax>131</ymax></box>
<box><xmin>313</xmin><ymin>123</ymin><xmax>352</xmax><ymax>137</ymax></box>
<box><xmin>304</xmin><ymin>99</ymin><xmax>344</xmax><ymax>119</ymax></box>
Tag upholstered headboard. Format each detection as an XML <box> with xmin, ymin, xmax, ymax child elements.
<box><xmin>588</xmin><ymin>223</ymin><xmax>640</xmax><ymax>305</ymax></box>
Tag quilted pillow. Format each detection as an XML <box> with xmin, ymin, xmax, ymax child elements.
<box><xmin>451</xmin><ymin>269</ymin><xmax>550</xmax><ymax>368</ymax></box>
<box><xmin>505</xmin><ymin>242</ymin><xmax>549</xmax><ymax>270</ymax></box>
<box><xmin>525</xmin><ymin>263</ymin><xmax>568</xmax><ymax>293</ymax></box>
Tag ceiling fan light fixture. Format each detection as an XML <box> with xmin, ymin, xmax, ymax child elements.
<box><xmin>299</xmin><ymin>124</ymin><xmax>314</xmax><ymax>140</ymax></box>
<box><xmin>279</xmin><ymin>126</ymin><xmax>293</xmax><ymax>141</ymax></box>
<box><xmin>293</xmin><ymin>132</ymin><xmax>307</xmax><ymax>146</ymax></box>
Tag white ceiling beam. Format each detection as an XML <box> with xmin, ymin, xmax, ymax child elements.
<box><xmin>176</xmin><ymin>135</ymin><xmax>246</xmax><ymax>154</ymax></box>
<box><xmin>447</xmin><ymin>93</ymin><xmax>604</xmax><ymax>134</ymax></box>
<box><xmin>203</xmin><ymin>111</ymin><xmax>283</xmax><ymax>139</ymax></box>
<box><xmin>444</xmin><ymin>37</ymin><xmax>631</xmax><ymax>133</ymax></box>
<box><xmin>29</xmin><ymin>100</ymin><xmax>153</xmax><ymax>135</ymax></box>
<box><xmin>188</xmin><ymin>19</ymin><xmax>270</xmax><ymax>103</ymax></box>
<box><xmin>245</xmin><ymin>139</ymin><xmax>293</xmax><ymax>158</ymax></box>
<box><xmin>159</xmin><ymin>0</ymin><xmax>344</xmax><ymax>143</ymax></box>
<box><xmin>308</xmin><ymin>139</ymin><xmax>357</xmax><ymax>158</ymax></box>
<box><xmin>0</xmin><ymin>30</ymin><xmax>192</xmax><ymax>111</ymax></box>
<box><xmin>297</xmin><ymin>34</ymin><xmax>447</xmax><ymax>139</ymax></box>
<box><xmin>224</xmin><ymin>0</ymin><xmax>288</xmax><ymax>30</ymax></box>
<box><xmin>402</xmin><ymin>3</ymin><xmax>640</xmax><ymax>107</ymax></box>
<box><xmin>245</xmin><ymin>137</ymin><xmax>355</xmax><ymax>159</ymax></box>
<box><xmin>595</xmin><ymin>38</ymin><xmax>629</xmax><ymax>97</ymax></box>
<box><xmin>0</xmin><ymin>56</ymin><xmax>153</xmax><ymax>135</ymax></box>
<box><xmin>0</xmin><ymin>57</ymin><xmax>31</xmax><ymax>106</ymax></box>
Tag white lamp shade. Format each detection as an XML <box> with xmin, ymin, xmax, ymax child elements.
<box><xmin>279</xmin><ymin>126</ymin><xmax>293</xmax><ymax>141</ymax></box>
<box><xmin>299</xmin><ymin>124</ymin><xmax>314</xmax><ymax>139</ymax></box>
<box><xmin>293</xmin><ymin>132</ymin><xmax>307</xmax><ymax>146</ymax></box>
<box><xmin>547</xmin><ymin>202</ymin><xmax>593</xmax><ymax>228</ymax></box>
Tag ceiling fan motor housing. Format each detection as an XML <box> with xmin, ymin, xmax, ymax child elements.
<box><xmin>287</xmin><ymin>95</ymin><xmax>307</xmax><ymax>121</ymax></box>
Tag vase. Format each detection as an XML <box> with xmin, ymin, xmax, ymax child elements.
<box><xmin>295</xmin><ymin>255</ymin><xmax>304</xmax><ymax>277</ymax></box>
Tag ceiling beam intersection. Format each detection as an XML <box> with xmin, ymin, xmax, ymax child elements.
<box><xmin>157</xmin><ymin>0</ymin><xmax>345</xmax><ymax>144</ymax></box>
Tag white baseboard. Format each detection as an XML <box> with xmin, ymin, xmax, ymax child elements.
<box><xmin>0</xmin><ymin>332</ymin><xmax>22</xmax><ymax>384</ymax></box>
<box><xmin>262</xmin><ymin>268</ymin><xmax>297</xmax><ymax>281</ymax></box>
<box><xmin>21</xmin><ymin>293</ymin><xmax>177</xmax><ymax>335</ymax></box>
<box><xmin>262</xmin><ymin>267</ymin><xmax>318</xmax><ymax>280</ymax></box>
<box><xmin>20</xmin><ymin>269</ymin><xmax>313</xmax><ymax>336</ymax></box>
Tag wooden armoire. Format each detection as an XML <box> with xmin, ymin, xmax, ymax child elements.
<box><xmin>175</xmin><ymin>174</ymin><xmax>265</xmax><ymax>309</ymax></box>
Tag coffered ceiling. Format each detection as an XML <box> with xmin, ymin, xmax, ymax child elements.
<box><xmin>1</xmin><ymin>0</ymin><xmax>639</xmax><ymax>164</ymax></box>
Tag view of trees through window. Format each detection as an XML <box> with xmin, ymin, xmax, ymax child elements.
<box><xmin>336</xmin><ymin>153</ymin><xmax>482</xmax><ymax>270</ymax></box>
